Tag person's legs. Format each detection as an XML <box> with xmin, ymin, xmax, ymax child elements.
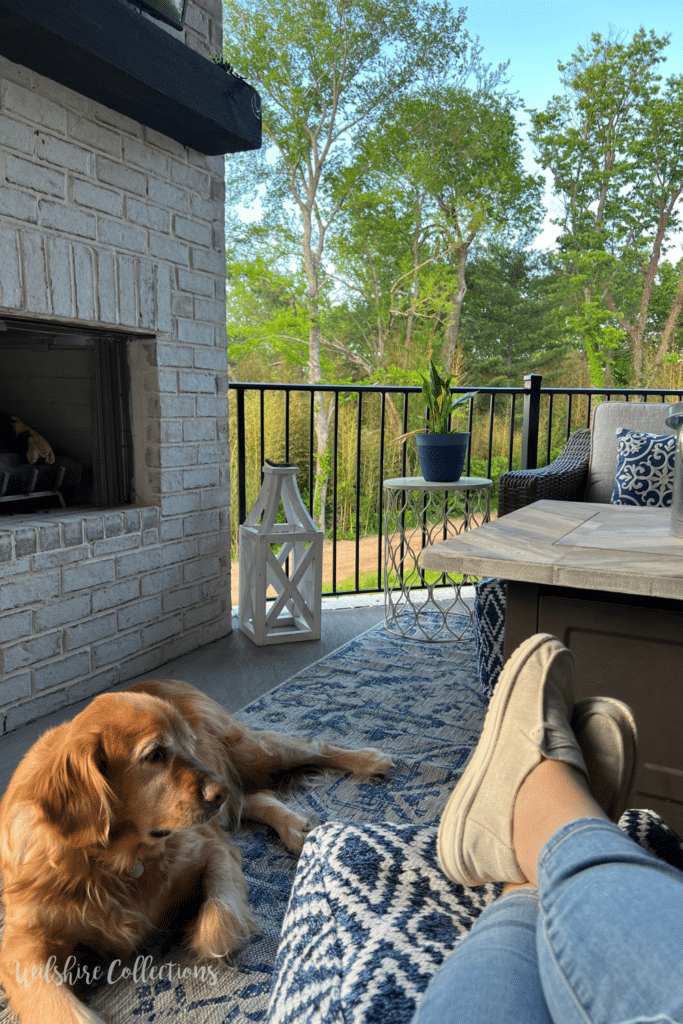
<box><xmin>512</xmin><ymin>757</ymin><xmax>608</xmax><ymax>886</ymax></box>
<box><xmin>412</xmin><ymin>694</ymin><xmax>618</xmax><ymax>1024</ymax></box>
<box><xmin>427</xmin><ymin>631</ymin><xmax>683</xmax><ymax>1024</ymax></box>
<box><xmin>526</xmin><ymin>804</ymin><xmax>683</xmax><ymax>1022</ymax></box>
<box><xmin>512</xmin><ymin>755</ymin><xmax>683</xmax><ymax>1023</ymax></box>
<box><xmin>411</xmin><ymin>889</ymin><xmax>553</xmax><ymax>1024</ymax></box>
<box><xmin>437</xmin><ymin>637</ymin><xmax>638</xmax><ymax>892</ymax></box>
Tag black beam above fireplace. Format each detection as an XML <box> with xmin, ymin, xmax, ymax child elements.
<box><xmin>0</xmin><ymin>0</ymin><xmax>261</xmax><ymax>155</ymax></box>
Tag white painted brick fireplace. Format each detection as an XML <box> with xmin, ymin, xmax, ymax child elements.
<box><xmin>0</xmin><ymin>0</ymin><xmax>235</xmax><ymax>730</ymax></box>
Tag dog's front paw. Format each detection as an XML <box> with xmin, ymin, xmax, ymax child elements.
<box><xmin>281</xmin><ymin>814</ymin><xmax>317</xmax><ymax>856</ymax></box>
<box><xmin>352</xmin><ymin>747</ymin><xmax>395</xmax><ymax>778</ymax></box>
<box><xmin>190</xmin><ymin>897</ymin><xmax>258</xmax><ymax>960</ymax></box>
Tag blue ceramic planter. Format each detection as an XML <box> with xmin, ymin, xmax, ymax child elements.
<box><xmin>415</xmin><ymin>432</ymin><xmax>470</xmax><ymax>483</ymax></box>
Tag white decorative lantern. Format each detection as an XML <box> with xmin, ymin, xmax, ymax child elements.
<box><xmin>238</xmin><ymin>465</ymin><xmax>323</xmax><ymax>645</ymax></box>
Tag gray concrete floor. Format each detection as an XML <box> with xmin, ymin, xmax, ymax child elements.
<box><xmin>0</xmin><ymin>595</ymin><xmax>386</xmax><ymax>796</ymax></box>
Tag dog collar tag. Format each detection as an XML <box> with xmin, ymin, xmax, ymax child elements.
<box><xmin>129</xmin><ymin>859</ymin><xmax>144</xmax><ymax>878</ymax></box>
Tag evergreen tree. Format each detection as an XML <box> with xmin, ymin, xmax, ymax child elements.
<box><xmin>460</xmin><ymin>246</ymin><xmax>568</xmax><ymax>387</ymax></box>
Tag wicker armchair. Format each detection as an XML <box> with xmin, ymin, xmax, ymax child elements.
<box><xmin>498</xmin><ymin>400</ymin><xmax>681</xmax><ymax>517</ymax></box>
<box><xmin>498</xmin><ymin>428</ymin><xmax>591</xmax><ymax>517</ymax></box>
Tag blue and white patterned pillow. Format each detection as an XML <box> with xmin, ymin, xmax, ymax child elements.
<box><xmin>611</xmin><ymin>428</ymin><xmax>675</xmax><ymax>507</ymax></box>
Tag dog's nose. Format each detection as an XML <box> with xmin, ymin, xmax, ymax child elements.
<box><xmin>202</xmin><ymin>778</ymin><xmax>226</xmax><ymax>808</ymax></box>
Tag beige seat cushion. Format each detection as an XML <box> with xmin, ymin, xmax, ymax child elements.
<box><xmin>584</xmin><ymin>401</ymin><xmax>679</xmax><ymax>504</ymax></box>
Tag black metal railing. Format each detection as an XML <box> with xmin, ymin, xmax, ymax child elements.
<box><xmin>230</xmin><ymin>374</ymin><xmax>683</xmax><ymax>597</ymax></box>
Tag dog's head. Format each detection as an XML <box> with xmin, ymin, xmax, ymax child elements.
<box><xmin>28</xmin><ymin>691</ymin><xmax>228</xmax><ymax>854</ymax></box>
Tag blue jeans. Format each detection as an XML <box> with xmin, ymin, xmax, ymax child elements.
<box><xmin>413</xmin><ymin>818</ymin><xmax>683</xmax><ymax>1024</ymax></box>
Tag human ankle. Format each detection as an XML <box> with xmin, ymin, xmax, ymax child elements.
<box><xmin>512</xmin><ymin>759</ymin><xmax>607</xmax><ymax>886</ymax></box>
<box><xmin>501</xmin><ymin>881</ymin><xmax>536</xmax><ymax>896</ymax></box>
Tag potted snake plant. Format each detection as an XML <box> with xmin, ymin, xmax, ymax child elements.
<box><xmin>396</xmin><ymin>361</ymin><xmax>477</xmax><ymax>482</ymax></box>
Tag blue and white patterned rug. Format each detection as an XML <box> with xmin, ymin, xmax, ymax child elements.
<box><xmin>0</xmin><ymin>615</ymin><xmax>487</xmax><ymax>1024</ymax></box>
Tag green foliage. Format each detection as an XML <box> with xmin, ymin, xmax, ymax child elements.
<box><xmin>223</xmin><ymin>0</ymin><xmax>518</xmax><ymax>526</ymax></box>
<box><xmin>225</xmin><ymin>12</ymin><xmax>683</xmax><ymax>569</ymax></box>
<box><xmin>418</xmin><ymin>361</ymin><xmax>477</xmax><ymax>434</ymax></box>
<box><xmin>460</xmin><ymin>244</ymin><xmax>570</xmax><ymax>386</ymax></box>
<box><xmin>223</xmin><ymin>0</ymin><xmax>542</xmax><ymax>391</ymax></box>
<box><xmin>226</xmin><ymin>254</ymin><xmax>310</xmax><ymax>371</ymax></box>
<box><xmin>530</xmin><ymin>28</ymin><xmax>683</xmax><ymax>387</ymax></box>
<box><xmin>326</xmin><ymin>85</ymin><xmax>543</xmax><ymax>376</ymax></box>
<box><xmin>391</xmin><ymin>361</ymin><xmax>477</xmax><ymax>444</ymax></box>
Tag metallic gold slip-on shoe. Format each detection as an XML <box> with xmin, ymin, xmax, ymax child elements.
<box><xmin>572</xmin><ymin>697</ymin><xmax>638</xmax><ymax>824</ymax></box>
<box><xmin>437</xmin><ymin>633</ymin><xmax>586</xmax><ymax>887</ymax></box>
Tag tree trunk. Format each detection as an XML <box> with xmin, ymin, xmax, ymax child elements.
<box><xmin>629</xmin><ymin>191</ymin><xmax>683</xmax><ymax>386</ymax></box>
<box><xmin>302</xmin><ymin>205</ymin><xmax>330</xmax><ymax>532</ymax></box>
<box><xmin>441</xmin><ymin>248</ymin><xmax>468</xmax><ymax>372</ymax></box>
<box><xmin>646</xmin><ymin>259</ymin><xmax>683</xmax><ymax>386</ymax></box>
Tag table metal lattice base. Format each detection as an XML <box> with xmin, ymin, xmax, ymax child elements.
<box><xmin>383</xmin><ymin>476</ymin><xmax>492</xmax><ymax>642</ymax></box>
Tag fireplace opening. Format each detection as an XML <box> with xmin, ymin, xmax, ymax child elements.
<box><xmin>0</xmin><ymin>320</ymin><xmax>133</xmax><ymax>515</ymax></box>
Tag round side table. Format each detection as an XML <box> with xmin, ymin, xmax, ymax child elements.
<box><xmin>383</xmin><ymin>476</ymin><xmax>492</xmax><ymax>642</ymax></box>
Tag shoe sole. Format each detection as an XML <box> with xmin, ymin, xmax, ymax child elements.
<box><xmin>572</xmin><ymin>696</ymin><xmax>638</xmax><ymax>822</ymax></box>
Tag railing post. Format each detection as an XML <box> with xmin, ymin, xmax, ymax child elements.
<box><xmin>521</xmin><ymin>373</ymin><xmax>542</xmax><ymax>470</ymax></box>
<box><xmin>235</xmin><ymin>386</ymin><xmax>247</xmax><ymax>524</ymax></box>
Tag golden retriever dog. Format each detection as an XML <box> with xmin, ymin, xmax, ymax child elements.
<box><xmin>0</xmin><ymin>678</ymin><xmax>392</xmax><ymax>1024</ymax></box>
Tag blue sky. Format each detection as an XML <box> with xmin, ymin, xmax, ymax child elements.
<box><xmin>463</xmin><ymin>0</ymin><xmax>680</xmax><ymax>113</ymax></box>
<box><xmin>461</xmin><ymin>0</ymin><xmax>682</xmax><ymax>246</ymax></box>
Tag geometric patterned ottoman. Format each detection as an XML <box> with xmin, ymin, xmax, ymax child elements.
<box><xmin>472</xmin><ymin>577</ymin><xmax>507</xmax><ymax>699</ymax></box>
<box><xmin>268</xmin><ymin>811</ymin><xmax>683</xmax><ymax>1024</ymax></box>
<box><xmin>267</xmin><ymin>822</ymin><xmax>501</xmax><ymax>1024</ymax></box>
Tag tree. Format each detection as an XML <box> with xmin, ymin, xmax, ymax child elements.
<box><xmin>323</xmin><ymin>171</ymin><xmax>458</xmax><ymax>378</ymax></box>
<box><xmin>530</xmin><ymin>29</ymin><xmax>683</xmax><ymax>386</ymax></box>
<box><xmin>330</xmin><ymin>87</ymin><xmax>543</xmax><ymax>379</ymax></box>
<box><xmin>222</xmin><ymin>0</ymin><xmax>505</xmax><ymax>527</ymax></box>
<box><xmin>460</xmin><ymin>244</ymin><xmax>568</xmax><ymax>386</ymax></box>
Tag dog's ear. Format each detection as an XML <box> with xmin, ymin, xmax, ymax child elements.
<box><xmin>36</xmin><ymin>728</ymin><xmax>114</xmax><ymax>848</ymax></box>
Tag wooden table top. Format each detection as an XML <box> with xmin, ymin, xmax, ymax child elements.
<box><xmin>419</xmin><ymin>500</ymin><xmax>683</xmax><ymax>601</ymax></box>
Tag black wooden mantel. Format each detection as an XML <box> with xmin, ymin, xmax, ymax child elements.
<box><xmin>0</xmin><ymin>0</ymin><xmax>261</xmax><ymax>155</ymax></box>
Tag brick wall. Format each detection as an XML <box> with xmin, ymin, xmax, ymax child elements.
<box><xmin>0</xmin><ymin>0</ymin><xmax>233</xmax><ymax>731</ymax></box>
